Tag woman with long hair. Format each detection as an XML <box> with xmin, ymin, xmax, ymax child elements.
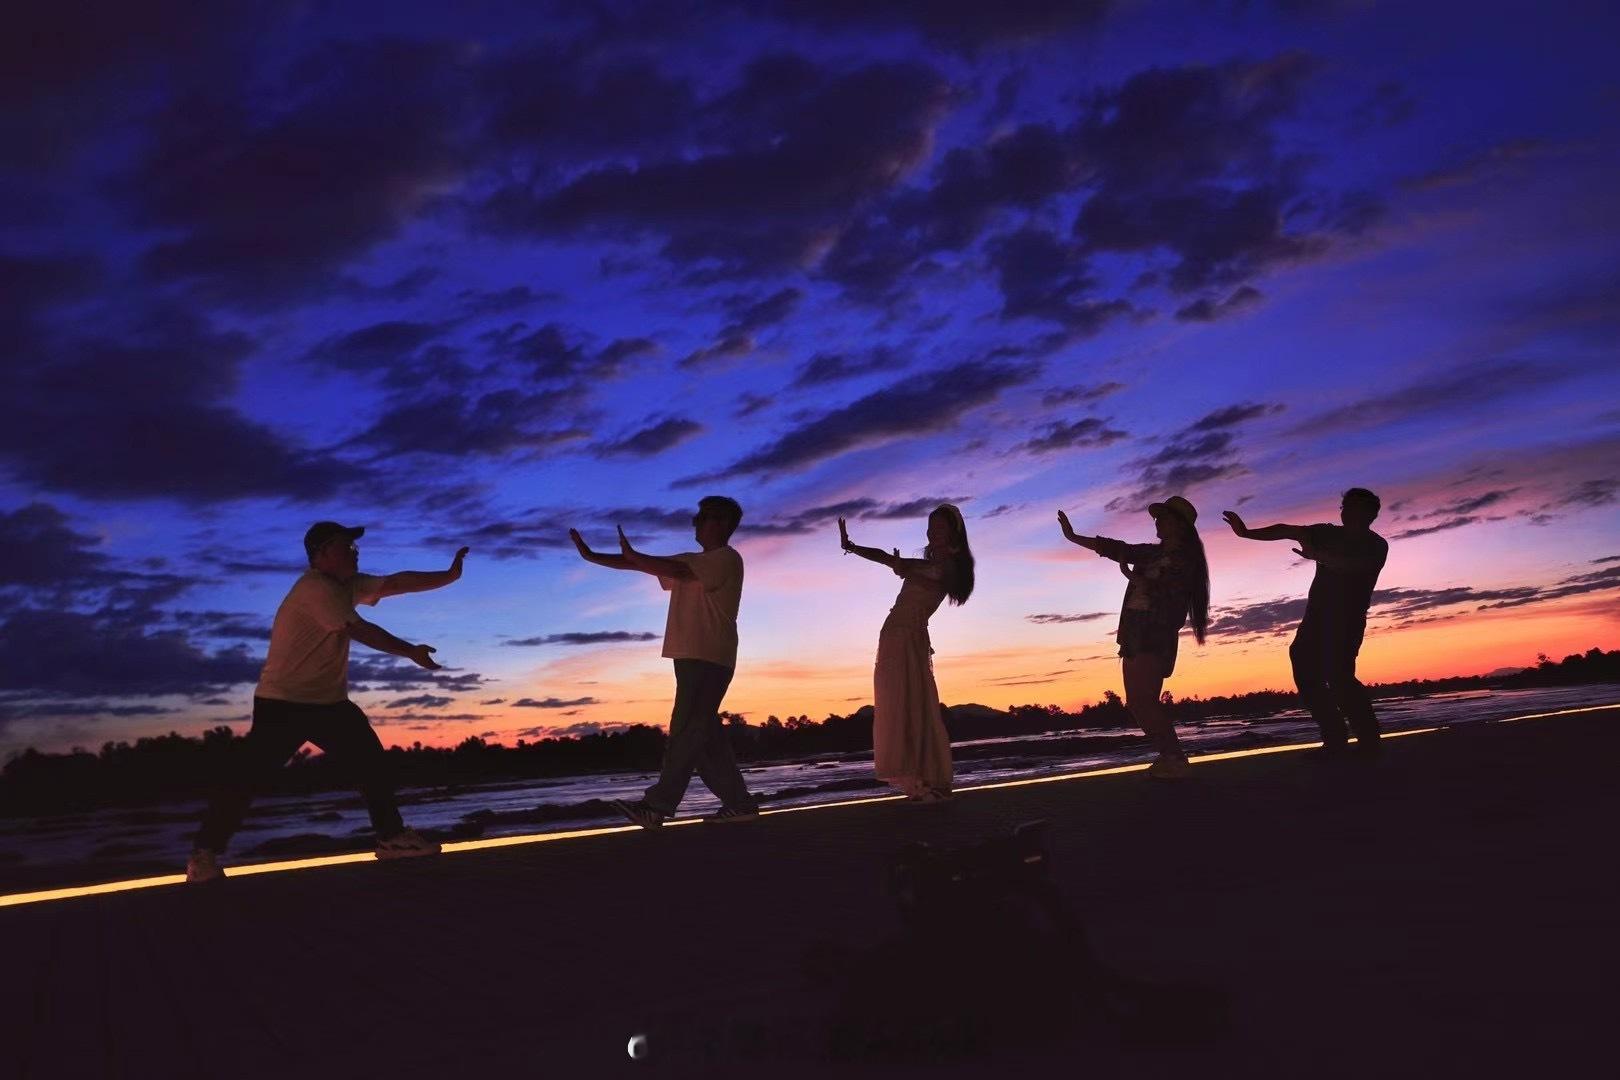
<box><xmin>1058</xmin><ymin>496</ymin><xmax>1209</xmax><ymax>779</ymax></box>
<box><xmin>839</xmin><ymin>504</ymin><xmax>975</xmax><ymax>802</ymax></box>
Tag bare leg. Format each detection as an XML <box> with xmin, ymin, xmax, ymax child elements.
<box><xmin>1123</xmin><ymin>654</ymin><xmax>1182</xmax><ymax>758</ymax></box>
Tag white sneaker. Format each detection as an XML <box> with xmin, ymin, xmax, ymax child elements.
<box><xmin>1146</xmin><ymin>753</ymin><xmax>1194</xmax><ymax>780</ymax></box>
<box><xmin>375</xmin><ymin>828</ymin><xmax>441</xmax><ymax>860</ymax></box>
<box><xmin>185</xmin><ymin>848</ymin><xmax>224</xmax><ymax>883</ymax></box>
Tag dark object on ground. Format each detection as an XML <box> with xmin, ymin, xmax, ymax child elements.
<box><xmin>808</xmin><ymin>820</ymin><xmax>1230</xmax><ymax>1061</ymax></box>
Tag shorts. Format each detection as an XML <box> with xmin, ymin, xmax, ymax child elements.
<box><xmin>1116</xmin><ymin>608</ymin><xmax>1181</xmax><ymax>676</ymax></box>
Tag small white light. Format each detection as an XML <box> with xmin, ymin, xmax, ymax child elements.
<box><xmin>627</xmin><ymin>1034</ymin><xmax>648</xmax><ymax>1060</ymax></box>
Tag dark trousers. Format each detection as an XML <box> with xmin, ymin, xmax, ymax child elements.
<box><xmin>194</xmin><ymin>697</ymin><xmax>405</xmax><ymax>853</ymax></box>
<box><xmin>643</xmin><ymin>659</ymin><xmax>756</xmax><ymax>815</ymax></box>
<box><xmin>1290</xmin><ymin>620</ymin><xmax>1380</xmax><ymax>748</ymax></box>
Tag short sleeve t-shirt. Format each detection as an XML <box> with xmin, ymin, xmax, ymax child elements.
<box><xmin>256</xmin><ymin>570</ymin><xmax>385</xmax><ymax>703</ymax></box>
<box><xmin>1301</xmin><ymin>524</ymin><xmax>1388</xmax><ymax>628</ymax></box>
<box><xmin>659</xmin><ymin>546</ymin><xmax>744</xmax><ymax>668</ymax></box>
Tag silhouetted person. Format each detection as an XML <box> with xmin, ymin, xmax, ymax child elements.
<box><xmin>839</xmin><ymin>504</ymin><xmax>975</xmax><ymax>803</ymax></box>
<box><xmin>1223</xmin><ymin>488</ymin><xmax>1388</xmax><ymax>755</ymax></box>
<box><xmin>186</xmin><ymin>523</ymin><xmax>468</xmax><ymax>883</ymax></box>
<box><xmin>1059</xmin><ymin>497</ymin><xmax>1210</xmax><ymax>779</ymax></box>
<box><xmin>571</xmin><ymin>496</ymin><xmax>759</xmax><ymax>827</ymax></box>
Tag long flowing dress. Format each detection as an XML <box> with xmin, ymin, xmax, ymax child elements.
<box><xmin>873</xmin><ymin>563</ymin><xmax>951</xmax><ymax>796</ymax></box>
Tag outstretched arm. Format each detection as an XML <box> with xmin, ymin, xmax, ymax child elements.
<box><xmin>347</xmin><ymin>619</ymin><xmax>440</xmax><ymax>671</ymax></box>
<box><xmin>376</xmin><ymin>547</ymin><xmax>469</xmax><ymax>598</ymax></box>
<box><xmin>839</xmin><ymin>517</ymin><xmax>902</xmax><ymax>570</ymax></box>
<box><xmin>1222</xmin><ymin>511</ymin><xmax>1308</xmax><ymax>543</ymax></box>
<box><xmin>616</xmin><ymin>526</ymin><xmax>697</xmax><ymax>581</ymax></box>
<box><xmin>570</xmin><ymin>528</ymin><xmax>632</xmax><ymax>570</ymax></box>
<box><xmin>1057</xmin><ymin>510</ymin><xmax>1107</xmax><ymax>554</ymax></box>
<box><xmin>1059</xmin><ymin>512</ymin><xmax>1137</xmax><ymax>564</ymax></box>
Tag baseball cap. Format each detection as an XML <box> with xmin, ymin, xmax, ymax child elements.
<box><xmin>303</xmin><ymin>521</ymin><xmax>365</xmax><ymax>560</ymax></box>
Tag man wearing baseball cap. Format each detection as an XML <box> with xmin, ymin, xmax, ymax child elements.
<box><xmin>185</xmin><ymin>523</ymin><xmax>470</xmax><ymax>882</ymax></box>
<box><xmin>1223</xmin><ymin>489</ymin><xmax>1389</xmax><ymax>756</ymax></box>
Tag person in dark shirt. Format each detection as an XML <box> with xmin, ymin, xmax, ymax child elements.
<box><xmin>1059</xmin><ymin>495</ymin><xmax>1211</xmax><ymax>779</ymax></box>
<box><xmin>1223</xmin><ymin>488</ymin><xmax>1389</xmax><ymax>755</ymax></box>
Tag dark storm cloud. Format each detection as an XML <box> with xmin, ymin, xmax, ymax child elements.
<box><xmin>791</xmin><ymin>347</ymin><xmax>904</xmax><ymax>388</ymax></box>
<box><xmin>504</xmin><ymin>632</ymin><xmax>658</xmax><ymax>646</ymax></box>
<box><xmin>1107</xmin><ymin>401</ymin><xmax>1280</xmax><ymax>510</ymax></box>
<box><xmin>0</xmin><ymin>1</ymin><xmax>254</xmax><ymax>169</ymax></box>
<box><xmin>1175</xmin><ymin>285</ymin><xmax>1264</xmax><ymax>322</ymax></box>
<box><xmin>513</xmin><ymin>696</ymin><xmax>600</xmax><ymax>709</ymax></box>
<box><xmin>385</xmin><ymin>694</ymin><xmax>453</xmax><ymax>710</ymax></box>
<box><xmin>0</xmin><ymin>503</ymin><xmax>110</xmax><ymax>588</ymax></box>
<box><xmin>865</xmin><ymin>497</ymin><xmax>970</xmax><ymax>520</ymax></box>
<box><xmin>1437</xmin><ymin>489</ymin><xmax>1517</xmax><ymax>516</ymax></box>
<box><xmin>1552</xmin><ymin>478</ymin><xmax>1618</xmax><ymax>509</ymax></box>
<box><xmin>1349</xmin><ymin>80</ymin><xmax>1417</xmax><ymax>132</ymax></box>
<box><xmin>1068</xmin><ymin>53</ymin><xmax>1344</xmax><ymax>292</ymax></box>
<box><xmin>303</xmin><ymin>320</ymin><xmax>448</xmax><ymax>374</ymax></box>
<box><xmin>482</xmin><ymin>322</ymin><xmax>659</xmax><ymax>382</ymax></box>
<box><xmin>1403</xmin><ymin>139</ymin><xmax>1558</xmax><ymax>192</ymax></box>
<box><xmin>1075</xmin><ymin>185</ymin><xmax>1323</xmax><ymax>293</ymax></box>
<box><xmin>989</xmin><ymin>227</ymin><xmax>1135</xmax><ymax>336</ymax></box>
<box><xmin>481</xmin><ymin>51</ymin><xmax>698</xmax><ymax>159</ymax></box>
<box><xmin>1474</xmin><ymin>566</ymin><xmax>1620</xmax><ymax>609</ymax></box>
<box><xmin>1390</xmin><ymin>516</ymin><xmax>1480</xmax><ymax>540</ymax></box>
<box><xmin>593</xmin><ymin>418</ymin><xmax>705</xmax><ymax>457</ymax></box>
<box><xmin>455</xmin><ymin>284</ymin><xmax>558</xmax><ymax>315</ymax></box>
<box><xmin>753</xmin><ymin>0</ymin><xmax>1114</xmax><ymax>50</ymax></box>
<box><xmin>1041</xmin><ymin>382</ymin><xmax>1123</xmax><ymax>407</ymax></box>
<box><xmin>1027</xmin><ymin>612</ymin><xmax>1110</xmax><ymax>624</ymax></box>
<box><xmin>9</xmin><ymin>310</ymin><xmax>346</xmax><ymax>502</ymax></box>
<box><xmin>348</xmin><ymin>657</ymin><xmax>485</xmax><ymax>694</ymax></box>
<box><xmin>0</xmin><ymin>608</ymin><xmax>260</xmax><ymax>697</ymax></box>
<box><xmin>1205</xmin><ymin>578</ymin><xmax>1607</xmax><ymax>638</ymax></box>
<box><xmin>679</xmin><ymin>334</ymin><xmax>754</xmax><ymax>370</ymax></box>
<box><xmin>128</xmin><ymin>38</ymin><xmax>473</xmax><ymax>307</ymax></box>
<box><xmin>339</xmin><ymin>266</ymin><xmax>443</xmax><ymax>303</ymax></box>
<box><xmin>477</xmin><ymin>55</ymin><xmax>952</xmax><ymax>277</ymax></box>
<box><xmin>824</xmin><ymin>50</ymin><xmax>1356</xmax><ymax>306</ymax></box>
<box><xmin>0</xmin><ymin>252</ymin><xmax>101</xmax><ymax>342</ymax></box>
<box><xmin>1016</xmin><ymin>417</ymin><xmax>1129</xmax><ymax>455</ymax></box>
<box><xmin>675</xmin><ymin>288</ymin><xmax>803</xmax><ymax>371</ymax></box>
<box><xmin>169</xmin><ymin>610</ymin><xmax>273</xmax><ymax>642</ymax></box>
<box><xmin>1291</xmin><ymin>360</ymin><xmax>1566</xmax><ymax>436</ymax></box>
<box><xmin>1185</xmin><ymin>401</ymin><xmax>1285</xmax><ymax>432</ymax></box>
<box><xmin>349</xmin><ymin>387</ymin><xmax>591</xmax><ymax>459</ymax></box>
<box><xmin>678</xmin><ymin>357</ymin><xmax>1041</xmax><ymax>484</ymax></box>
<box><xmin>421</xmin><ymin>505</ymin><xmax>697</xmax><ymax>560</ymax></box>
<box><xmin>526</xmin><ymin>720</ymin><xmax>631</xmax><ymax>738</ymax></box>
<box><xmin>724</xmin><ymin>287</ymin><xmax>804</xmax><ymax>335</ymax></box>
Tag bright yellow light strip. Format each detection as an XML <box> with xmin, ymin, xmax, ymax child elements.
<box><xmin>0</xmin><ymin>873</ymin><xmax>187</xmax><ymax>907</ymax></box>
<box><xmin>1490</xmin><ymin>702</ymin><xmax>1618</xmax><ymax>725</ymax></box>
<box><xmin>2</xmin><ymin>702</ymin><xmax>1613</xmax><ymax>909</ymax></box>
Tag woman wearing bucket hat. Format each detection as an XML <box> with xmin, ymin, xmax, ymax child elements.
<box><xmin>839</xmin><ymin>504</ymin><xmax>975</xmax><ymax>803</ymax></box>
<box><xmin>1058</xmin><ymin>496</ymin><xmax>1210</xmax><ymax>779</ymax></box>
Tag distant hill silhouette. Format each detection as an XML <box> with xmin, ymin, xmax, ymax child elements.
<box><xmin>2</xmin><ymin>647</ymin><xmax>1615</xmax><ymax>816</ymax></box>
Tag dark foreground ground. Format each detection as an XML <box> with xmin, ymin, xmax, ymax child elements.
<box><xmin>3</xmin><ymin>707</ymin><xmax>1617</xmax><ymax>1079</ymax></box>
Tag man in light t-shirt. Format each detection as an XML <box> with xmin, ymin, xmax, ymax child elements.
<box><xmin>569</xmin><ymin>496</ymin><xmax>760</xmax><ymax>827</ymax></box>
<box><xmin>185</xmin><ymin>521</ymin><xmax>470</xmax><ymax>883</ymax></box>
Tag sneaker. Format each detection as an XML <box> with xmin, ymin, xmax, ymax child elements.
<box><xmin>611</xmin><ymin>799</ymin><xmax>665</xmax><ymax>829</ymax></box>
<box><xmin>185</xmin><ymin>848</ymin><xmax>224</xmax><ymax>884</ymax></box>
<box><xmin>704</xmin><ymin>804</ymin><xmax>760</xmax><ymax>823</ymax></box>
<box><xmin>1146</xmin><ymin>753</ymin><xmax>1194</xmax><ymax>780</ymax></box>
<box><xmin>375</xmin><ymin>828</ymin><xmax>441</xmax><ymax>860</ymax></box>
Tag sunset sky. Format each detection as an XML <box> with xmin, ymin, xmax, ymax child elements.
<box><xmin>3</xmin><ymin>0</ymin><xmax>1618</xmax><ymax>757</ymax></box>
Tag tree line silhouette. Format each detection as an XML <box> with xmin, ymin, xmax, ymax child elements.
<box><xmin>3</xmin><ymin>647</ymin><xmax>1615</xmax><ymax>816</ymax></box>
